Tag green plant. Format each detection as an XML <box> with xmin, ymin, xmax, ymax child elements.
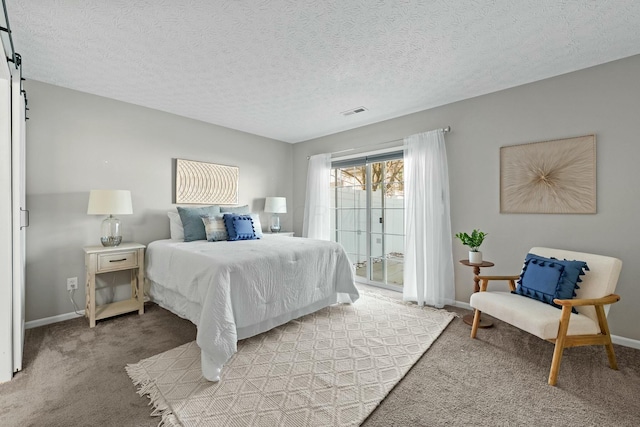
<box><xmin>455</xmin><ymin>229</ymin><xmax>487</xmax><ymax>252</ymax></box>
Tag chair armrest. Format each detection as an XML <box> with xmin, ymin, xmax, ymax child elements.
<box><xmin>476</xmin><ymin>275</ymin><xmax>520</xmax><ymax>292</ymax></box>
<box><xmin>553</xmin><ymin>294</ymin><xmax>620</xmax><ymax>307</ymax></box>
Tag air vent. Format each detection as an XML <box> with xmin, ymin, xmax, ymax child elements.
<box><xmin>341</xmin><ymin>106</ymin><xmax>368</xmax><ymax>117</ymax></box>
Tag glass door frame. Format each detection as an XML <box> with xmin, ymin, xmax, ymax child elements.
<box><xmin>331</xmin><ymin>150</ymin><xmax>404</xmax><ymax>292</ymax></box>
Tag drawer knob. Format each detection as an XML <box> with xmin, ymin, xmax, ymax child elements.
<box><xmin>109</xmin><ymin>258</ymin><xmax>127</xmax><ymax>262</ymax></box>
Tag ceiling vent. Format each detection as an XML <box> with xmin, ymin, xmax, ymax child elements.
<box><xmin>341</xmin><ymin>106</ymin><xmax>368</xmax><ymax>117</ymax></box>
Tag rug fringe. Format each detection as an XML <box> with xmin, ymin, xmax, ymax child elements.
<box><xmin>358</xmin><ymin>289</ymin><xmax>460</xmax><ymax>318</ymax></box>
<box><xmin>126</xmin><ymin>363</ymin><xmax>182</xmax><ymax>427</ymax></box>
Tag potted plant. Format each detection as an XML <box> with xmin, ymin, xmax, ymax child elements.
<box><xmin>455</xmin><ymin>229</ymin><xmax>487</xmax><ymax>264</ymax></box>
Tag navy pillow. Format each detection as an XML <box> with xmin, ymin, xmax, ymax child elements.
<box><xmin>177</xmin><ymin>205</ymin><xmax>221</xmax><ymax>242</ymax></box>
<box><xmin>514</xmin><ymin>253</ymin><xmax>588</xmax><ymax>312</ymax></box>
<box><xmin>526</xmin><ymin>254</ymin><xmax>588</xmax><ymax>297</ymax></box>
<box><xmin>223</xmin><ymin>214</ymin><xmax>258</xmax><ymax>241</ymax></box>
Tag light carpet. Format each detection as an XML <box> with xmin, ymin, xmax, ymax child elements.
<box><xmin>126</xmin><ymin>292</ymin><xmax>454</xmax><ymax>426</ymax></box>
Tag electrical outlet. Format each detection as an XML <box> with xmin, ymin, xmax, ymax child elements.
<box><xmin>67</xmin><ymin>277</ymin><xmax>78</xmax><ymax>291</ymax></box>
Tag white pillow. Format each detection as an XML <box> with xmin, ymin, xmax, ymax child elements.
<box><xmin>167</xmin><ymin>212</ymin><xmax>184</xmax><ymax>240</ymax></box>
<box><xmin>249</xmin><ymin>213</ymin><xmax>263</xmax><ymax>238</ymax></box>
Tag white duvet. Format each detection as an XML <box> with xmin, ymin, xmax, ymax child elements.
<box><xmin>146</xmin><ymin>235</ymin><xmax>359</xmax><ymax>381</ymax></box>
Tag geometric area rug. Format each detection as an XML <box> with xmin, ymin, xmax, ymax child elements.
<box><xmin>126</xmin><ymin>292</ymin><xmax>454</xmax><ymax>427</ymax></box>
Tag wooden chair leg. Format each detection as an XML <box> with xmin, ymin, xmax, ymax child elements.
<box><xmin>470</xmin><ymin>309</ymin><xmax>481</xmax><ymax>338</ymax></box>
<box><xmin>549</xmin><ymin>306</ymin><xmax>572</xmax><ymax>386</ymax></box>
<box><xmin>595</xmin><ymin>305</ymin><xmax>618</xmax><ymax>370</ymax></box>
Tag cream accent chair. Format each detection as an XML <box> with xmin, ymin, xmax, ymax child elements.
<box><xmin>469</xmin><ymin>247</ymin><xmax>622</xmax><ymax>386</ymax></box>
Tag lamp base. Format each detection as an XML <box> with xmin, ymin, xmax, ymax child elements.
<box><xmin>100</xmin><ymin>215</ymin><xmax>122</xmax><ymax>246</ymax></box>
<box><xmin>100</xmin><ymin>236</ymin><xmax>123</xmax><ymax>247</ymax></box>
<box><xmin>270</xmin><ymin>214</ymin><xmax>281</xmax><ymax>233</ymax></box>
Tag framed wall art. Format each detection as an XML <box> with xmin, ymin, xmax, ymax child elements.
<box><xmin>175</xmin><ymin>159</ymin><xmax>239</xmax><ymax>205</ymax></box>
<box><xmin>500</xmin><ymin>134</ymin><xmax>596</xmax><ymax>214</ymax></box>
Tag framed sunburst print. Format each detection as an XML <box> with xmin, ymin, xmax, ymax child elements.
<box><xmin>500</xmin><ymin>135</ymin><xmax>596</xmax><ymax>214</ymax></box>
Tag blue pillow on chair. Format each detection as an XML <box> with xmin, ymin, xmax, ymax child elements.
<box><xmin>514</xmin><ymin>253</ymin><xmax>588</xmax><ymax>312</ymax></box>
<box><xmin>223</xmin><ymin>214</ymin><xmax>258</xmax><ymax>241</ymax></box>
<box><xmin>526</xmin><ymin>254</ymin><xmax>588</xmax><ymax>297</ymax></box>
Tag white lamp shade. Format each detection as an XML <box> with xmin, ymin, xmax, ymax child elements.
<box><xmin>264</xmin><ymin>197</ymin><xmax>287</xmax><ymax>214</ymax></box>
<box><xmin>87</xmin><ymin>190</ymin><xmax>133</xmax><ymax>215</ymax></box>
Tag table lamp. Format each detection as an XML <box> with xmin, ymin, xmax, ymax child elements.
<box><xmin>264</xmin><ymin>197</ymin><xmax>286</xmax><ymax>233</ymax></box>
<box><xmin>87</xmin><ymin>190</ymin><xmax>133</xmax><ymax>246</ymax></box>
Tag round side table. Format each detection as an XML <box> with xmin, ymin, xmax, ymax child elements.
<box><xmin>459</xmin><ymin>259</ymin><xmax>495</xmax><ymax>328</ymax></box>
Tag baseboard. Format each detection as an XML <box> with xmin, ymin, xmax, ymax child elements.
<box><xmin>25</xmin><ymin>310</ymin><xmax>84</xmax><ymax>329</ymax></box>
<box><xmin>26</xmin><ymin>302</ymin><xmax>640</xmax><ymax>350</ymax></box>
<box><xmin>453</xmin><ymin>300</ymin><xmax>640</xmax><ymax>350</ymax></box>
<box><xmin>611</xmin><ymin>335</ymin><xmax>640</xmax><ymax>350</ymax></box>
<box><xmin>453</xmin><ymin>300</ymin><xmax>472</xmax><ymax>311</ymax></box>
<box><xmin>26</xmin><ymin>297</ymin><xmax>149</xmax><ymax>329</ymax></box>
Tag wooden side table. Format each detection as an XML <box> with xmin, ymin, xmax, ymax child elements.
<box><xmin>83</xmin><ymin>243</ymin><xmax>146</xmax><ymax>327</ymax></box>
<box><xmin>459</xmin><ymin>259</ymin><xmax>495</xmax><ymax>328</ymax></box>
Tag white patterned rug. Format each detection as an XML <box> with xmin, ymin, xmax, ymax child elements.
<box><xmin>126</xmin><ymin>292</ymin><xmax>454</xmax><ymax>426</ymax></box>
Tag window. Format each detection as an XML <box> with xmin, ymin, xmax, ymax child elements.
<box><xmin>330</xmin><ymin>151</ymin><xmax>404</xmax><ymax>289</ymax></box>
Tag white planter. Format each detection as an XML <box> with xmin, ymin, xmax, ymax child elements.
<box><xmin>469</xmin><ymin>251</ymin><xmax>483</xmax><ymax>264</ymax></box>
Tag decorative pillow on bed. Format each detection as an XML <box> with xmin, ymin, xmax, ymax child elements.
<box><xmin>223</xmin><ymin>214</ymin><xmax>259</xmax><ymax>240</ymax></box>
<box><xmin>201</xmin><ymin>215</ymin><xmax>228</xmax><ymax>242</ymax></box>
<box><xmin>220</xmin><ymin>205</ymin><xmax>251</xmax><ymax>215</ymax></box>
<box><xmin>513</xmin><ymin>253</ymin><xmax>587</xmax><ymax>312</ymax></box>
<box><xmin>177</xmin><ymin>205</ymin><xmax>221</xmax><ymax>242</ymax></box>
<box><xmin>167</xmin><ymin>212</ymin><xmax>184</xmax><ymax>240</ymax></box>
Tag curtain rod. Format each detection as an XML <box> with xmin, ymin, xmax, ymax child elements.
<box><xmin>307</xmin><ymin>126</ymin><xmax>451</xmax><ymax>159</ymax></box>
<box><xmin>1</xmin><ymin>0</ymin><xmax>17</xmax><ymax>69</ymax></box>
<box><xmin>1</xmin><ymin>0</ymin><xmax>28</xmax><ymax>119</ymax></box>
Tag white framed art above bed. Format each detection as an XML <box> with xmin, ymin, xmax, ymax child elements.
<box><xmin>174</xmin><ymin>158</ymin><xmax>239</xmax><ymax>205</ymax></box>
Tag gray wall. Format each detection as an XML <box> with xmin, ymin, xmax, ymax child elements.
<box><xmin>24</xmin><ymin>80</ymin><xmax>293</xmax><ymax>322</ymax></box>
<box><xmin>292</xmin><ymin>54</ymin><xmax>640</xmax><ymax>341</ymax></box>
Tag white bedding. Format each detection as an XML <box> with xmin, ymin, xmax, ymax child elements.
<box><xmin>146</xmin><ymin>235</ymin><xmax>359</xmax><ymax>381</ymax></box>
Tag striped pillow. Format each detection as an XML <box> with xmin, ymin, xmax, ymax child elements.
<box><xmin>201</xmin><ymin>215</ymin><xmax>228</xmax><ymax>242</ymax></box>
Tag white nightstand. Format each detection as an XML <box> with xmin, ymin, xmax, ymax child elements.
<box><xmin>265</xmin><ymin>231</ymin><xmax>294</xmax><ymax>237</ymax></box>
<box><xmin>83</xmin><ymin>243</ymin><xmax>146</xmax><ymax>327</ymax></box>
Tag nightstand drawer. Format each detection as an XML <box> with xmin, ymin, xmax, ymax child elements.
<box><xmin>97</xmin><ymin>250</ymin><xmax>138</xmax><ymax>272</ymax></box>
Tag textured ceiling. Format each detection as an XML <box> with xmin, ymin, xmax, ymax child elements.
<box><xmin>8</xmin><ymin>1</ymin><xmax>640</xmax><ymax>143</ymax></box>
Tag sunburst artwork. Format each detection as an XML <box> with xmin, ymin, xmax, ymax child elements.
<box><xmin>500</xmin><ymin>135</ymin><xmax>596</xmax><ymax>214</ymax></box>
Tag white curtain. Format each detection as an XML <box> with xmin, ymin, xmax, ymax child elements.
<box><xmin>302</xmin><ymin>153</ymin><xmax>331</xmax><ymax>240</ymax></box>
<box><xmin>403</xmin><ymin>130</ymin><xmax>455</xmax><ymax>308</ymax></box>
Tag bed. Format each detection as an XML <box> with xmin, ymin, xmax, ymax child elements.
<box><xmin>146</xmin><ymin>234</ymin><xmax>359</xmax><ymax>381</ymax></box>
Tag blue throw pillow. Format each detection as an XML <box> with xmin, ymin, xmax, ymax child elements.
<box><xmin>177</xmin><ymin>205</ymin><xmax>221</xmax><ymax>242</ymax></box>
<box><xmin>513</xmin><ymin>253</ymin><xmax>588</xmax><ymax>312</ymax></box>
<box><xmin>526</xmin><ymin>254</ymin><xmax>588</xmax><ymax>298</ymax></box>
<box><xmin>223</xmin><ymin>214</ymin><xmax>258</xmax><ymax>241</ymax></box>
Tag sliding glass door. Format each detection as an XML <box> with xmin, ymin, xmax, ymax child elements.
<box><xmin>330</xmin><ymin>152</ymin><xmax>404</xmax><ymax>290</ymax></box>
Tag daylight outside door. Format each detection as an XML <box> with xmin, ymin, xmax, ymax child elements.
<box><xmin>330</xmin><ymin>153</ymin><xmax>404</xmax><ymax>290</ymax></box>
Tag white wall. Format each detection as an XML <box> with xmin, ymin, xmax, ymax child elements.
<box><xmin>292</xmin><ymin>54</ymin><xmax>640</xmax><ymax>341</ymax></box>
<box><xmin>24</xmin><ymin>80</ymin><xmax>293</xmax><ymax>322</ymax></box>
